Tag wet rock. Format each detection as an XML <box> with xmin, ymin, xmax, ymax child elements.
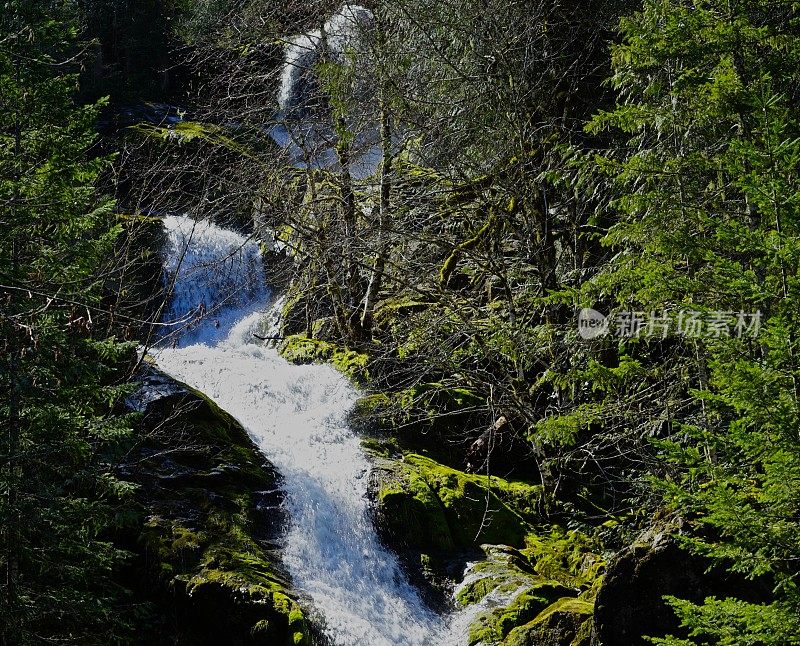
<box><xmin>454</xmin><ymin>530</ymin><xmax>604</xmax><ymax>646</ymax></box>
<box><xmin>117</xmin><ymin>366</ymin><xmax>311</xmax><ymax>645</ymax></box>
<box><xmin>592</xmin><ymin>534</ymin><xmax>769</xmax><ymax>646</ymax></box>
<box><xmin>456</xmin><ymin>545</ymin><xmax>571</xmax><ymax>607</ymax></box>
<box><xmin>503</xmin><ymin>597</ymin><xmax>593</xmax><ymax>646</ymax></box>
<box><xmin>467</xmin><ymin>586</ymin><xmax>580</xmax><ymax>646</ymax></box>
<box><xmin>370</xmin><ymin>453</ymin><xmax>542</xmax><ymax>553</ymax></box>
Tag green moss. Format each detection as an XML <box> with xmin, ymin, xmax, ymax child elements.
<box><xmin>398</xmin><ymin>382</ymin><xmax>484</xmax><ymax>417</ymax></box>
<box><xmin>535</xmin><ymin>597</ymin><xmax>593</xmax><ymax>623</ymax></box>
<box><xmin>136</xmin><ymin>376</ymin><xmax>310</xmax><ymax>645</ymax></box>
<box><xmin>455</xmin><ymin>534</ymin><xmax>603</xmax><ymax>646</ymax></box>
<box><xmin>133</xmin><ymin>121</ymin><xmax>256</xmax><ymax>158</ymax></box>
<box><xmin>458</xmin><ymin>545</ymin><xmax>578</xmax><ymax>645</ymax></box>
<box><xmin>467</xmin><ymin>583</ymin><xmax>576</xmax><ymax>645</ymax></box>
<box><xmin>353</xmin><ymin>393</ymin><xmax>393</xmax><ymax>419</ymax></box>
<box><xmin>522</xmin><ymin>528</ymin><xmax>605</xmax><ymax>590</ymax></box>
<box><xmin>502</xmin><ymin>597</ymin><xmax>594</xmax><ymax>646</ymax></box>
<box><xmin>455</xmin><ymin>544</ymin><xmax>550</xmax><ymax>606</ymax></box>
<box><xmin>373</xmin><ymin>298</ymin><xmax>434</xmax><ymax>325</ymax></box>
<box><xmin>279</xmin><ymin>334</ymin><xmax>369</xmax><ymax>384</ymax></box>
<box><xmin>378</xmin><ymin>469</ymin><xmax>455</xmax><ymax>551</ymax></box>
<box><xmin>571</xmin><ymin>617</ymin><xmax>593</xmax><ymax>646</ymax></box>
<box><xmin>311</xmin><ymin>316</ymin><xmax>336</xmax><ymax>339</ymax></box>
<box><xmin>379</xmin><ymin>454</ymin><xmax>541</xmax><ymax>549</ymax></box>
<box><xmin>165</xmin><ymin>384</ymin><xmax>273</xmax><ymax>488</ymax></box>
<box><xmin>251</xmin><ymin>620</ymin><xmax>271</xmax><ymax>637</ymax></box>
<box><xmin>360</xmin><ymin>435</ymin><xmax>401</xmax><ymax>458</ymax></box>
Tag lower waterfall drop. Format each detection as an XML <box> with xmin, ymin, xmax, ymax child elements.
<box><xmin>153</xmin><ymin>215</ymin><xmax>480</xmax><ymax>645</ymax></box>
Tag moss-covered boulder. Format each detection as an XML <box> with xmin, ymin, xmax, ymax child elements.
<box><xmin>454</xmin><ymin>530</ymin><xmax>604</xmax><ymax>646</ymax></box>
<box><xmin>370</xmin><ymin>453</ymin><xmax>542</xmax><ymax>553</ymax></box>
<box><xmin>467</xmin><ymin>584</ymin><xmax>578</xmax><ymax>645</ymax></box>
<box><xmin>455</xmin><ymin>545</ymin><xmax>573</xmax><ymax>606</ymax></box>
<box><xmin>279</xmin><ymin>333</ymin><xmax>369</xmax><ymax>384</ymax></box>
<box><xmin>503</xmin><ymin>598</ymin><xmax>594</xmax><ymax>646</ymax></box>
<box><xmin>120</xmin><ymin>366</ymin><xmax>311</xmax><ymax>646</ymax></box>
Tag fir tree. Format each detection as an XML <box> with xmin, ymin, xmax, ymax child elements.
<box><xmin>0</xmin><ymin>1</ymin><xmax>134</xmax><ymax>643</ymax></box>
<box><xmin>582</xmin><ymin>0</ymin><xmax>800</xmax><ymax>641</ymax></box>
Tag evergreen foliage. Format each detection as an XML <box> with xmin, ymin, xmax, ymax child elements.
<box><xmin>0</xmin><ymin>1</ymin><xmax>135</xmax><ymax>643</ymax></box>
<box><xmin>578</xmin><ymin>0</ymin><xmax>800</xmax><ymax>641</ymax></box>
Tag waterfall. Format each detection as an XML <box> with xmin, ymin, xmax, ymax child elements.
<box><xmin>271</xmin><ymin>4</ymin><xmax>382</xmax><ymax>181</ymax></box>
<box><xmin>158</xmin><ymin>215</ymin><xmax>271</xmax><ymax>347</ymax></box>
<box><xmin>153</xmin><ymin>215</ymin><xmax>467</xmax><ymax>645</ymax></box>
<box><xmin>277</xmin><ymin>4</ymin><xmax>374</xmax><ymax>117</ymax></box>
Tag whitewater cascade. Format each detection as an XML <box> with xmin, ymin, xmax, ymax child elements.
<box><xmin>154</xmin><ymin>215</ymin><xmax>497</xmax><ymax>645</ymax></box>
<box><xmin>270</xmin><ymin>4</ymin><xmax>382</xmax><ymax>181</ymax></box>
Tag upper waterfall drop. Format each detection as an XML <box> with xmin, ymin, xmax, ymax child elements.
<box><xmin>159</xmin><ymin>215</ymin><xmax>270</xmax><ymax>347</ymax></box>
<box><xmin>277</xmin><ymin>4</ymin><xmax>374</xmax><ymax>117</ymax></box>
<box><xmin>153</xmin><ymin>215</ymin><xmax>467</xmax><ymax>645</ymax></box>
<box><xmin>271</xmin><ymin>4</ymin><xmax>382</xmax><ymax>180</ymax></box>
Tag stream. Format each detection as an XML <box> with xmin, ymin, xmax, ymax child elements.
<box><xmin>152</xmin><ymin>215</ymin><xmax>482</xmax><ymax>645</ymax></box>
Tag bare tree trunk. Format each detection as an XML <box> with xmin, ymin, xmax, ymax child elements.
<box><xmin>3</xmin><ymin>51</ymin><xmax>22</xmax><ymax>646</ymax></box>
<box><xmin>360</xmin><ymin>93</ymin><xmax>393</xmax><ymax>337</ymax></box>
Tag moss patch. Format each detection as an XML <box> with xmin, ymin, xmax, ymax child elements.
<box><xmin>523</xmin><ymin>528</ymin><xmax>606</xmax><ymax>594</ymax></box>
<box><xmin>502</xmin><ymin>597</ymin><xmax>594</xmax><ymax>646</ymax></box>
<box><xmin>453</xmin><ymin>532</ymin><xmax>604</xmax><ymax>646</ymax></box>
<box><xmin>279</xmin><ymin>334</ymin><xmax>369</xmax><ymax>385</ymax></box>
<box><xmin>373</xmin><ymin>453</ymin><xmax>543</xmax><ymax>553</ymax></box>
<box><xmin>126</xmin><ymin>367</ymin><xmax>310</xmax><ymax>645</ymax></box>
<box><xmin>455</xmin><ymin>545</ymin><xmax>572</xmax><ymax>607</ymax></box>
<box><xmin>467</xmin><ymin>583</ymin><xmax>576</xmax><ymax>645</ymax></box>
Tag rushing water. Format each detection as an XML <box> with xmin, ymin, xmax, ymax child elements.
<box><xmin>270</xmin><ymin>4</ymin><xmax>382</xmax><ymax>181</ymax></box>
<box><xmin>154</xmin><ymin>215</ymin><xmax>481</xmax><ymax>645</ymax></box>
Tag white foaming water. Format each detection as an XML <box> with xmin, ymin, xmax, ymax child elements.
<box><xmin>153</xmin><ymin>215</ymin><xmax>480</xmax><ymax>645</ymax></box>
<box><xmin>273</xmin><ymin>4</ymin><xmax>382</xmax><ymax>181</ymax></box>
<box><xmin>159</xmin><ymin>215</ymin><xmax>271</xmax><ymax>346</ymax></box>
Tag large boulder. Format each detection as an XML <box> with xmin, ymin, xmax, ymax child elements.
<box><xmin>454</xmin><ymin>537</ymin><xmax>602</xmax><ymax>646</ymax></box>
<box><xmin>592</xmin><ymin>533</ymin><xmax>769</xmax><ymax>646</ymax></box>
<box><xmin>370</xmin><ymin>453</ymin><xmax>543</xmax><ymax>553</ymax></box>
<box><xmin>504</xmin><ymin>598</ymin><xmax>593</xmax><ymax>646</ymax></box>
<box><xmin>118</xmin><ymin>366</ymin><xmax>311</xmax><ymax>646</ymax></box>
<box><xmin>467</xmin><ymin>585</ymin><xmax>581</xmax><ymax>646</ymax></box>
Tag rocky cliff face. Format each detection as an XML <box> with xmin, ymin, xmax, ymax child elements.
<box><xmin>116</xmin><ymin>366</ymin><xmax>311</xmax><ymax>645</ymax></box>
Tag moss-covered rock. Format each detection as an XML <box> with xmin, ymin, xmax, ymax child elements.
<box><xmin>120</xmin><ymin>367</ymin><xmax>311</xmax><ymax>646</ymax></box>
<box><xmin>502</xmin><ymin>597</ymin><xmax>594</xmax><ymax>646</ymax></box>
<box><xmin>467</xmin><ymin>584</ymin><xmax>577</xmax><ymax>645</ymax></box>
<box><xmin>453</xmin><ymin>530</ymin><xmax>604</xmax><ymax>646</ymax></box>
<box><xmin>371</xmin><ymin>453</ymin><xmax>542</xmax><ymax>553</ymax></box>
<box><xmin>279</xmin><ymin>333</ymin><xmax>369</xmax><ymax>384</ymax></box>
<box><xmin>456</xmin><ymin>545</ymin><xmax>573</xmax><ymax>607</ymax></box>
